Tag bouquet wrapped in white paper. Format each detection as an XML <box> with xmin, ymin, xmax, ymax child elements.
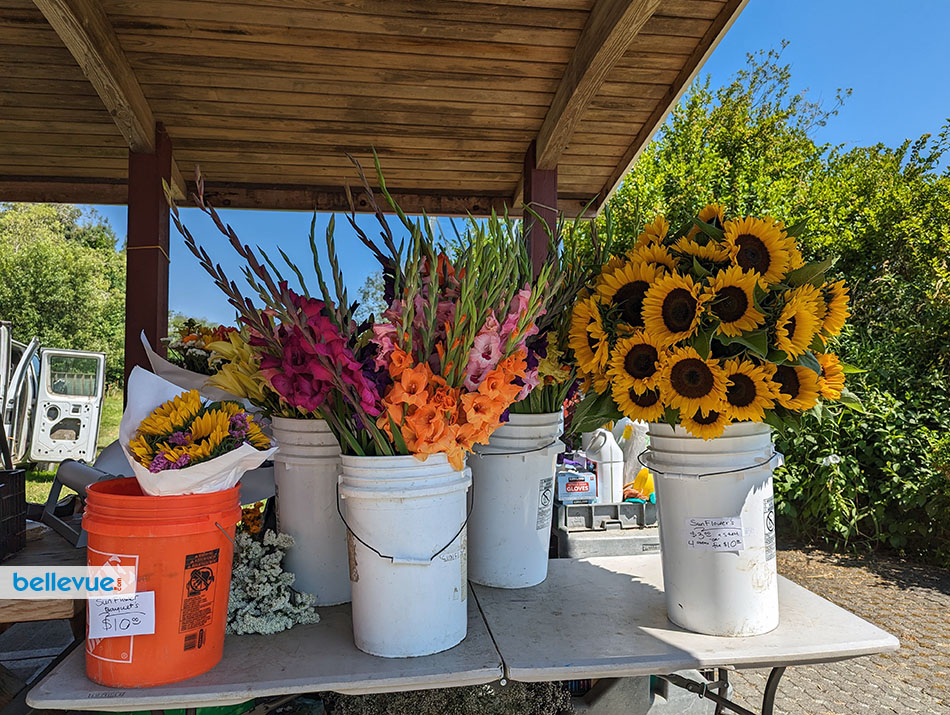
<box><xmin>119</xmin><ymin>368</ymin><xmax>276</xmax><ymax>496</ymax></box>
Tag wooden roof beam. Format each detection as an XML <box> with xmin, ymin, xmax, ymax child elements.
<box><xmin>596</xmin><ymin>0</ymin><xmax>751</xmax><ymax>210</ymax></box>
<box><xmin>534</xmin><ymin>0</ymin><xmax>661</xmax><ymax>171</ymax></box>
<box><xmin>31</xmin><ymin>0</ymin><xmax>186</xmax><ymax>199</ymax></box>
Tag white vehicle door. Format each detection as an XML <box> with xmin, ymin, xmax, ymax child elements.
<box><xmin>4</xmin><ymin>336</ymin><xmax>39</xmax><ymax>462</ymax></box>
<box><xmin>30</xmin><ymin>349</ymin><xmax>106</xmax><ymax>463</ymax></box>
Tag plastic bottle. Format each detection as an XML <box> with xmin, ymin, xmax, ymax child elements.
<box><xmin>622</xmin><ymin>420</ymin><xmax>649</xmax><ymax>485</ymax></box>
<box><xmin>585</xmin><ymin>428</ymin><xmax>624</xmax><ymax>503</ymax></box>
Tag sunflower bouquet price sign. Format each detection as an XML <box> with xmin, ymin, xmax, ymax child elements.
<box><xmin>567</xmin><ymin>204</ymin><xmax>859</xmax><ymax>638</ymax></box>
<box><xmin>569</xmin><ymin>204</ymin><xmax>858</xmax><ymax>438</ymax></box>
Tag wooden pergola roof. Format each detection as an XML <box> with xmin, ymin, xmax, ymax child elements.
<box><xmin>1</xmin><ymin>0</ymin><xmax>746</xmax><ymax>216</ymax></box>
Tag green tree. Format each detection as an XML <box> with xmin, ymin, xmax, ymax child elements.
<box><xmin>0</xmin><ymin>203</ymin><xmax>126</xmax><ymax>383</ymax></box>
<box><xmin>606</xmin><ymin>47</ymin><xmax>950</xmax><ymax>560</ymax></box>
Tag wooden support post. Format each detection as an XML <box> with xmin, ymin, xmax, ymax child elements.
<box><xmin>522</xmin><ymin>141</ymin><xmax>558</xmax><ymax>276</ymax></box>
<box><xmin>124</xmin><ymin>123</ymin><xmax>171</xmax><ymax>390</ymax></box>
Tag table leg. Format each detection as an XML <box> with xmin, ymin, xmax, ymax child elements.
<box><xmin>761</xmin><ymin>667</ymin><xmax>786</xmax><ymax>715</ymax></box>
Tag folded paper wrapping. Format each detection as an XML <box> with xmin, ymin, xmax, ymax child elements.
<box><xmin>120</xmin><ymin>367</ymin><xmax>277</xmax><ymax>496</ymax></box>
<box><xmin>141</xmin><ymin>330</ymin><xmax>240</xmax><ymax>403</ymax></box>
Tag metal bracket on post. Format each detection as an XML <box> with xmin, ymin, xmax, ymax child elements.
<box><xmin>657</xmin><ymin>667</ymin><xmax>787</xmax><ymax>715</ymax></box>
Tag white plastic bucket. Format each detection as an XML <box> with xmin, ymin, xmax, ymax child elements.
<box><xmin>271</xmin><ymin>416</ymin><xmax>351</xmax><ymax>606</ymax></box>
<box><xmin>468</xmin><ymin>412</ymin><xmax>563</xmax><ymax>588</ymax></box>
<box><xmin>339</xmin><ymin>453</ymin><xmax>471</xmax><ymax>658</ymax></box>
<box><xmin>645</xmin><ymin>421</ymin><xmax>780</xmax><ymax>637</ymax></box>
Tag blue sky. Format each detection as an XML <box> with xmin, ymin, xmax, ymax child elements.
<box><xmin>86</xmin><ymin>0</ymin><xmax>950</xmax><ymax>326</ymax></box>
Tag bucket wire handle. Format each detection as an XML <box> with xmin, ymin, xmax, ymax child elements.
<box><xmin>214</xmin><ymin>522</ymin><xmax>236</xmax><ymax>548</ymax></box>
<box><xmin>637</xmin><ymin>448</ymin><xmax>782</xmax><ymax>478</ymax></box>
<box><xmin>335</xmin><ymin>475</ymin><xmax>474</xmax><ymax>565</ymax></box>
<box><xmin>470</xmin><ymin>440</ymin><xmax>561</xmax><ymax>458</ymax></box>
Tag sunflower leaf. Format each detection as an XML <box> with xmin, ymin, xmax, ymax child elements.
<box><xmin>570</xmin><ymin>390</ymin><xmax>622</xmax><ymax>434</ymax></box>
<box><xmin>691</xmin><ymin>218</ymin><xmax>725</xmax><ymax>241</ymax></box>
<box><xmin>840</xmin><ymin>362</ymin><xmax>867</xmax><ymax>374</ymax></box>
<box><xmin>763</xmin><ymin>410</ymin><xmax>787</xmax><ymax>436</ymax></box>
<box><xmin>691</xmin><ymin>255</ymin><xmax>711</xmax><ymax>278</ymax></box>
<box><xmin>721</xmin><ymin>329</ymin><xmax>769</xmax><ymax>356</ymax></box>
<box><xmin>838</xmin><ymin>387</ymin><xmax>866</xmax><ymax>413</ymax></box>
<box><xmin>692</xmin><ymin>325</ymin><xmax>715</xmax><ymax>359</ymax></box>
<box><xmin>783</xmin><ymin>219</ymin><xmax>808</xmax><ymax>238</ymax></box>
<box><xmin>808</xmin><ymin>333</ymin><xmax>825</xmax><ymax>353</ymax></box>
<box><xmin>795</xmin><ymin>350</ymin><xmax>822</xmax><ymax>375</ymax></box>
<box><xmin>662</xmin><ymin>406</ymin><xmax>680</xmax><ymax>428</ymax></box>
<box><xmin>767</xmin><ymin>349</ymin><xmax>789</xmax><ymax>364</ymax></box>
<box><xmin>786</xmin><ymin>256</ymin><xmax>836</xmax><ymax>287</ymax></box>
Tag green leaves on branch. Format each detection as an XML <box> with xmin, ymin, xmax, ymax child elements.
<box><xmin>570</xmin><ymin>390</ymin><xmax>622</xmax><ymax>435</ymax></box>
<box><xmin>786</xmin><ymin>256</ymin><xmax>836</xmax><ymax>287</ymax></box>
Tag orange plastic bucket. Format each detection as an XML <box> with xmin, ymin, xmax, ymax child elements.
<box><xmin>83</xmin><ymin>478</ymin><xmax>241</xmax><ymax>688</ymax></box>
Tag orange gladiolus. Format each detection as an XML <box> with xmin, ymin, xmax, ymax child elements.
<box><xmin>389</xmin><ymin>348</ymin><xmax>413</xmax><ymax>379</ymax></box>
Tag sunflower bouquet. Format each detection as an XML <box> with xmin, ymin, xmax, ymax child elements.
<box><xmin>119</xmin><ymin>368</ymin><xmax>277</xmax><ymax>495</ymax></box>
<box><xmin>161</xmin><ymin>319</ymin><xmax>236</xmax><ymax>375</ymax></box>
<box><xmin>168</xmin><ymin>155</ymin><xmax>550</xmax><ymax>471</ymax></box>
<box><xmin>569</xmin><ymin>204</ymin><xmax>859</xmax><ymax>439</ymax></box>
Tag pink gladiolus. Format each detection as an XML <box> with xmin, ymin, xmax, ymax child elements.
<box><xmin>516</xmin><ymin>367</ymin><xmax>541</xmax><ymax>401</ymax></box>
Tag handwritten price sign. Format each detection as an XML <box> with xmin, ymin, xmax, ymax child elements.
<box><xmin>88</xmin><ymin>591</ymin><xmax>156</xmax><ymax>639</ymax></box>
<box><xmin>685</xmin><ymin>517</ymin><xmax>745</xmax><ymax>552</ymax></box>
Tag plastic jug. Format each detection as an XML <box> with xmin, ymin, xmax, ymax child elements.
<box><xmin>622</xmin><ymin>420</ymin><xmax>649</xmax><ymax>485</ymax></box>
<box><xmin>585</xmin><ymin>428</ymin><xmax>624</xmax><ymax>503</ymax></box>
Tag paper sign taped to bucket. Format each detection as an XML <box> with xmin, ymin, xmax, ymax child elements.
<box><xmin>88</xmin><ymin>591</ymin><xmax>156</xmax><ymax>639</ymax></box>
<box><xmin>686</xmin><ymin>517</ymin><xmax>745</xmax><ymax>551</ymax></box>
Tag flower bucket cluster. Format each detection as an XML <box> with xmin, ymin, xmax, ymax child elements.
<box><xmin>128</xmin><ymin>389</ymin><xmax>271</xmax><ymax>473</ymax></box>
<box><xmin>161</xmin><ymin>319</ymin><xmax>236</xmax><ymax>375</ymax></box>
<box><xmin>168</xmin><ymin>156</ymin><xmax>551</xmax><ymax>470</ymax></box>
<box><xmin>570</xmin><ymin>204</ymin><xmax>858</xmax><ymax>439</ymax></box>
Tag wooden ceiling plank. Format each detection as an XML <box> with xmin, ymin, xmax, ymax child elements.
<box><xmin>29</xmin><ymin>0</ymin><xmax>186</xmax><ymax>197</ymax></box>
<box><xmin>533</xmin><ymin>0</ymin><xmax>662</xmax><ymax>170</ymax></box>
<box><xmin>597</xmin><ymin>0</ymin><xmax>749</xmax><ymax>209</ymax></box>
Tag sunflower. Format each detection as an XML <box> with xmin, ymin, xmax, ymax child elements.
<box><xmin>137</xmin><ymin>389</ymin><xmax>203</xmax><ymax>436</ymax></box>
<box><xmin>591</xmin><ymin>372</ymin><xmax>611</xmax><ymax>396</ymax></box>
<box><xmin>681</xmin><ymin>408</ymin><xmax>729</xmax><ymax>440</ymax></box>
<box><xmin>569</xmin><ymin>297</ymin><xmax>610</xmax><ymax>374</ymax></box>
<box><xmin>817</xmin><ymin>353</ymin><xmax>845</xmax><ymax>400</ymax></box>
<box><xmin>611</xmin><ymin>383</ymin><xmax>665</xmax><ymax>422</ymax></box>
<box><xmin>769</xmin><ymin>364</ymin><xmax>819</xmax><ymax>411</ymax></box>
<box><xmin>820</xmin><ymin>280</ymin><xmax>850</xmax><ymax>338</ymax></box>
<box><xmin>659</xmin><ymin>346</ymin><xmax>727</xmax><ymax>415</ymax></box>
<box><xmin>721</xmin><ymin>358</ymin><xmax>778</xmax><ymax>422</ymax></box>
<box><xmin>672</xmin><ymin>236</ymin><xmax>732</xmax><ymax>263</ymax></box>
<box><xmin>723</xmin><ymin>216</ymin><xmax>790</xmax><ymax>286</ymax></box>
<box><xmin>629</xmin><ymin>242</ymin><xmax>678</xmax><ymax>273</ymax></box>
<box><xmin>607</xmin><ymin>331</ymin><xmax>664</xmax><ymax>391</ymax></box>
<box><xmin>642</xmin><ymin>272</ymin><xmax>705</xmax><ymax>346</ymax></box>
<box><xmin>774</xmin><ymin>292</ymin><xmax>822</xmax><ymax>359</ymax></box>
<box><xmin>595</xmin><ymin>260</ymin><xmax>659</xmax><ymax>330</ymax></box>
<box><xmin>594</xmin><ymin>255</ymin><xmax>626</xmax><ymax>291</ymax></box>
<box><xmin>635</xmin><ymin>214</ymin><xmax>669</xmax><ymax>247</ymax></box>
<box><xmin>687</xmin><ymin>203</ymin><xmax>727</xmax><ymax>240</ymax></box>
<box><xmin>703</xmin><ymin>265</ymin><xmax>765</xmax><ymax>337</ymax></box>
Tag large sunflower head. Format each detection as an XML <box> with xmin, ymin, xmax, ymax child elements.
<box><xmin>687</xmin><ymin>203</ymin><xmax>727</xmax><ymax>240</ymax></box>
<box><xmin>723</xmin><ymin>216</ymin><xmax>790</xmax><ymax>286</ymax></box>
<box><xmin>774</xmin><ymin>292</ymin><xmax>822</xmax><ymax>359</ymax></box>
<box><xmin>642</xmin><ymin>272</ymin><xmax>705</xmax><ymax>347</ymax></box>
<box><xmin>635</xmin><ymin>214</ymin><xmax>669</xmax><ymax>247</ymax></box>
<box><xmin>629</xmin><ymin>242</ymin><xmax>678</xmax><ymax>273</ymax></box>
<box><xmin>659</xmin><ymin>346</ymin><xmax>727</xmax><ymax>416</ymax></box>
<box><xmin>769</xmin><ymin>364</ymin><xmax>819</xmax><ymax>411</ymax></box>
<box><xmin>681</xmin><ymin>407</ymin><xmax>729</xmax><ymax>440</ymax></box>
<box><xmin>611</xmin><ymin>383</ymin><xmax>665</xmax><ymax>422</ymax></box>
<box><xmin>703</xmin><ymin>265</ymin><xmax>765</xmax><ymax>337</ymax></box>
<box><xmin>820</xmin><ymin>280</ymin><xmax>850</xmax><ymax>338</ymax></box>
<box><xmin>721</xmin><ymin>358</ymin><xmax>779</xmax><ymax>422</ymax></box>
<box><xmin>595</xmin><ymin>260</ymin><xmax>659</xmax><ymax>330</ymax></box>
<box><xmin>817</xmin><ymin>352</ymin><xmax>845</xmax><ymax>400</ymax></box>
<box><xmin>594</xmin><ymin>255</ymin><xmax>627</xmax><ymax>292</ymax></box>
<box><xmin>568</xmin><ymin>297</ymin><xmax>610</xmax><ymax>374</ymax></box>
<box><xmin>607</xmin><ymin>331</ymin><xmax>665</xmax><ymax>392</ymax></box>
<box><xmin>672</xmin><ymin>236</ymin><xmax>732</xmax><ymax>264</ymax></box>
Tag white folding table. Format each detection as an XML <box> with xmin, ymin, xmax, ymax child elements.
<box><xmin>27</xmin><ymin>555</ymin><xmax>898</xmax><ymax>714</ymax></box>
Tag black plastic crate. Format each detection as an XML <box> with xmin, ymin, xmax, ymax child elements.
<box><xmin>0</xmin><ymin>468</ymin><xmax>26</xmax><ymax>560</ymax></box>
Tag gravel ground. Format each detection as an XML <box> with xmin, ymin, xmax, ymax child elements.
<box><xmin>729</xmin><ymin>545</ymin><xmax>950</xmax><ymax>714</ymax></box>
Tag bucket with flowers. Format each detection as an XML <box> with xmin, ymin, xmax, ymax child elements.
<box><xmin>467</xmin><ymin>208</ymin><xmax>610</xmax><ymax>589</ymax></box>
<box><xmin>86</xmin><ymin>369</ymin><xmax>275</xmax><ymax>687</ymax></box>
<box><xmin>168</xmin><ymin>155</ymin><xmax>550</xmax><ymax>657</ymax></box>
<box><xmin>568</xmin><ymin>205</ymin><xmax>859</xmax><ymax>636</ymax></box>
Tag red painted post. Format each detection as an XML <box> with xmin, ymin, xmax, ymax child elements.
<box><xmin>522</xmin><ymin>140</ymin><xmax>558</xmax><ymax>276</ymax></box>
<box><xmin>124</xmin><ymin>123</ymin><xmax>171</xmax><ymax>392</ymax></box>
